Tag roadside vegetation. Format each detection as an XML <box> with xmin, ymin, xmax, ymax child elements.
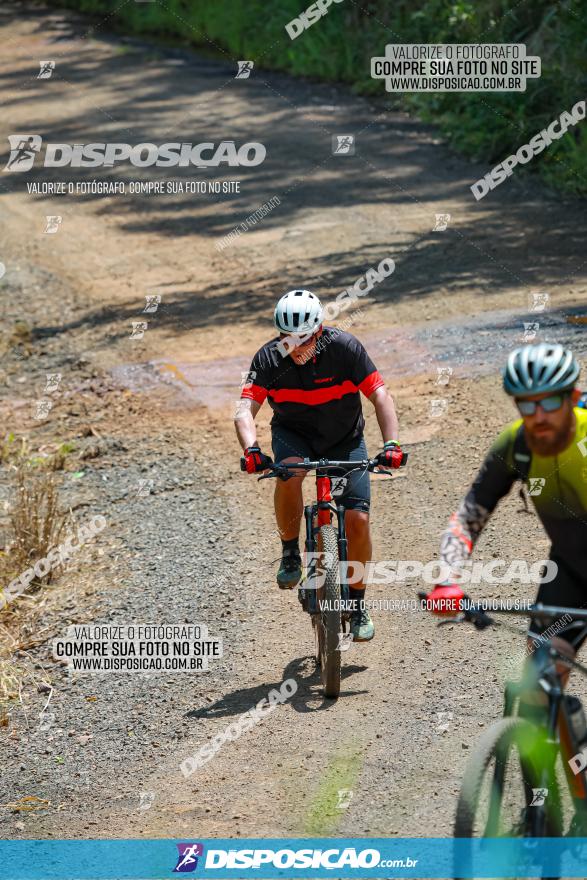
<box><xmin>55</xmin><ymin>0</ymin><xmax>586</xmax><ymax>195</ymax></box>
<box><xmin>0</xmin><ymin>438</ymin><xmax>73</xmax><ymax>722</ymax></box>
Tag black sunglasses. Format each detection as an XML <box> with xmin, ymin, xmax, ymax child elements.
<box><xmin>515</xmin><ymin>393</ymin><xmax>569</xmax><ymax>416</ymax></box>
<box><xmin>279</xmin><ymin>333</ymin><xmax>315</xmax><ymax>347</ymax></box>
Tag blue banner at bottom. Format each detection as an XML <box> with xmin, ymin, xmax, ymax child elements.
<box><xmin>2</xmin><ymin>837</ymin><xmax>587</xmax><ymax>879</ymax></box>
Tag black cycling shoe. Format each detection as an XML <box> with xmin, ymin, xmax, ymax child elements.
<box><xmin>277</xmin><ymin>550</ymin><xmax>302</xmax><ymax>589</ymax></box>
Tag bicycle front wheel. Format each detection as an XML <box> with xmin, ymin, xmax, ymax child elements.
<box><xmin>455</xmin><ymin>716</ymin><xmax>563</xmax><ymax>838</ymax></box>
<box><xmin>314</xmin><ymin>524</ymin><xmax>341</xmax><ymax>699</ymax></box>
<box><xmin>454</xmin><ymin>717</ymin><xmax>564</xmax><ymax>880</ymax></box>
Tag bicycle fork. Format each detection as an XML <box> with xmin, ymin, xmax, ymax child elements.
<box><xmin>301</xmin><ymin>502</ymin><xmax>350</xmax><ymax>617</ymax></box>
<box><xmin>302</xmin><ymin>504</ymin><xmax>318</xmax><ymax>614</ymax></box>
<box><xmin>528</xmin><ymin>687</ymin><xmax>561</xmax><ymax>838</ymax></box>
<box><xmin>494</xmin><ymin>677</ymin><xmax>561</xmax><ymax>837</ymax></box>
<box><xmin>335</xmin><ymin>503</ymin><xmax>351</xmax><ymax>625</ymax></box>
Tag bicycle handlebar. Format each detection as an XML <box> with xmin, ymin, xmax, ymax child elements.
<box><xmin>418</xmin><ymin>590</ymin><xmax>587</xmax><ymax>628</ymax></box>
<box><xmin>257</xmin><ymin>455</ymin><xmax>408</xmax><ymax>481</ymax></box>
<box><xmin>418</xmin><ymin>591</ymin><xmax>587</xmax><ymax>679</ymax></box>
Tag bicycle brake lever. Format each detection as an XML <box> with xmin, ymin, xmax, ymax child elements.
<box><xmin>257</xmin><ymin>470</ymin><xmax>294</xmax><ymax>482</ymax></box>
<box><xmin>436</xmin><ymin>611</ymin><xmax>493</xmax><ymax>629</ymax></box>
<box><xmin>370</xmin><ymin>467</ymin><xmax>394</xmax><ymax>477</ymax></box>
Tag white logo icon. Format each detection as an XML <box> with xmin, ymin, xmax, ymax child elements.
<box><xmin>523</xmin><ymin>321</ymin><xmax>539</xmax><ymax>341</ymax></box>
<box><xmin>44</xmin><ymin>373</ymin><xmax>62</xmax><ymax>393</ymax></box>
<box><xmin>130</xmin><ymin>321</ymin><xmax>148</xmax><ymax>340</ymax></box>
<box><xmin>38</xmin><ymin>710</ymin><xmax>56</xmax><ymax>731</ymax></box>
<box><xmin>234</xmin><ymin>399</ymin><xmax>250</xmax><ymax>421</ymax></box>
<box><xmin>138</xmin><ymin>791</ymin><xmax>156</xmax><ymax>810</ymax></box>
<box><xmin>136</xmin><ymin>478</ymin><xmax>154</xmax><ymax>497</ymax></box>
<box><xmin>34</xmin><ymin>399</ymin><xmax>53</xmax><ymax>420</ymax></box>
<box><xmin>433</xmin><ymin>213</ymin><xmax>451</xmax><ymax>231</ymax></box>
<box><xmin>143</xmin><ymin>295</ymin><xmax>161</xmax><ymax>313</ymax></box>
<box><xmin>332</xmin><ymin>135</ymin><xmax>355</xmax><ymax>155</ymax></box>
<box><xmin>336</xmin><ymin>632</ymin><xmax>353</xmax><ymax>652</ymax></box>
<box><xmin>331</xmin><ymin>476</ymin><xmax>347</xmax><ymax>497</ymax></box>
<box><xmin>4</xmin><ymin>135</ymin><xmax>42</xmax><ymax>172</ymax></box>
<box><xmin>529</xmin><ymin>292</ymin><xmax>550</xmax><ymax>312</ymax></box>
<box><xmin>430</xmin><ymin>398</ymin><xmax>448</xmax><ymax>418</ymax></box>
<box><xmin>528</xmin><ymin>477</ymin><xmax>546</xmax><ymax>496</ymax></box>
<box><xmin>530</xmin><ymin>787</ymin><xmax>548</xmax><ymax>806</ymax></box>
<box><xmin>236</xmin><ymin>61</ymin><xmax>254</xmax><ymax>78</ymax></box>
<box><xmin>37</xmin><ymin>61</ymin><xmax>55</xmax><ymax>79</ymax></box>
<box><xmin>302</xmin><ymin>551</ymin><xmax>333</xmax><ymax>591</ymax></box>
<box><xmin>240</xmin><ymin>370</ymin><xmax>257</xmax><ymax>390</ymax></box>
<box><xmin>44</xmin><ymin>215</ymin><xmax>62</xmax><ymax>234</ymax></box>
<box><xmin>435</xmin><ymin>367</ymin><xmax>453</xmax><ymax>386</ymax></box>
<box><xmin>435</xmin><ymin>710</ymin><xmax>454</xmax><ymax>733</ymax></box>
<box><xmin>336</xmin><ymin>788</ymin><xmax>353</xmax><ymax>809</ymax></box>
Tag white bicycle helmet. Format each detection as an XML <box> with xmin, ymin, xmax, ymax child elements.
<box><xmin>274</xmin><ymin>289</ymin><xmax>323</xmax><ymax>336</ymax></box>
<box><xmin>503</xmin><ymin>343</ymin><xmax>580</xmax><ymax>396</ymax></box>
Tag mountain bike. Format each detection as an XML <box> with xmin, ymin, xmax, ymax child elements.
<box><xmin>421</xmin><ymin>595</ymin><xmax>587</xmax><ymax>876</ymax></box>
<box><xmin>257</xmin><ymin>455</ymin><xmax>407</xmax><ymax>698</ymax></box>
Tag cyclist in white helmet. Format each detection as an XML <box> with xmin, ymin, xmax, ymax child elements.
<box><xmin>235</xmin><ymin>289</ymin><xmax>402</xmax><ymax>642</ymax></box>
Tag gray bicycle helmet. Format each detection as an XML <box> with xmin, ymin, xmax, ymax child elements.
<box><xmin>274</xmin><ymin>289</ymin><xmax>322</xmax><ymax>336</ymax></box>
<box><xmin>503</xmin><ymin>343</ymin><xmax>580</xmax><ymax>396</ymax></box>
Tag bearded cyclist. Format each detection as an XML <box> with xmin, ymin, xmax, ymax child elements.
<box><xmin>428</xmin><ymin>343</ymin><xmax>587</xmax><ymax>727</ymax></box>
<box><xmin>235</xmin><ymin>289</ymin><xmax>403</xmax><ymax>642</ymax></box>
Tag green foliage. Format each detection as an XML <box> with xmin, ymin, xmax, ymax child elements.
<box><xmin>57</xmin><ymin>0</ymin><xmax>586</xmax><ymax>194</ymax></box>
<box><xmin>1</xmin><ymin>434</ymin><xmax>76</xmax><ymax>470</ymax></box>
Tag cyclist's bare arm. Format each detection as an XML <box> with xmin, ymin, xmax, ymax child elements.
<box><xmin>234</xmin><ymin>398</ymin><xmax>261</xmax><ymax>450</ymax></box>
<box><xmin>369</xmin><ymin>385</ymin><xmax>399</xmax><ymax>442</ymax></box>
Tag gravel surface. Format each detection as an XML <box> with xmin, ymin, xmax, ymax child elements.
<box><xmin>0</xmin><ymin>1</ymin><xmax>586</xmax><ymax>850</ymax></box>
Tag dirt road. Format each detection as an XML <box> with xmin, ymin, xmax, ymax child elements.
<box><xmin>0</xmin><ymin>2</ymin><xmax>586</xmax><ymax>842</ymax></box>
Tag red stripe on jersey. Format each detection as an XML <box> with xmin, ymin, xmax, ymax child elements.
<box><xmin>268</xmin><ymin>380</ymin><xmax>359</xmax><ymax>406</ymax></box>
<box><xmin>241</xmin><ymin>383</ymin><xmax>268</xmax><ymax>404</ymax></box>
<box><xmin>359</xmin><ymin>371</ymin><xmax>385</xmax><ymax>397</ymax></box>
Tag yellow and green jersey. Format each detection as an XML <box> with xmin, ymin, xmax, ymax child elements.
<box><xmin>441</xmin><ymin>408</ymin><xmax>587</xmax><ymax>582</ymax></box>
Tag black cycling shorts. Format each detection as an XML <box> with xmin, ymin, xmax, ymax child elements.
<box><xmin>529</xmin><ymin>556</ymin><xmax>587</xmax><ymax>650</ymax></box>
<box><xmin>271</xmin><ymin>425</ymin><xmax>370</xmax><ymax>513</ymax></box>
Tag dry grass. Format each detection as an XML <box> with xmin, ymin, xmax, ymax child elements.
<box><xmin>0</xmin><ymin>624</ymin><xmax>36</xmax><ymax>722</ymax></box>
<box><xmin>5</xmin><ymin>465</ymin><xmax>68</xmax><ymax>588</ymax></box>
<box><xmin>0</xmin><ymin>618</ymin><xmax>55</xmax><ymax>727</ymax></box>
<box><xmin>1</xmin><ymin>433</ymin><xmax>26</xmax><ymax>464</ymax></box>
<box><xmin>0</xmin><ymin>464</ymin><xmax>69</xmax><ymax>724</ymax></box>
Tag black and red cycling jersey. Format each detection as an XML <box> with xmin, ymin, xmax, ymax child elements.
<box><xmin>241</xmin><ymin>328</ymin><xmax>384</xmax><ymax>455</ymax></box>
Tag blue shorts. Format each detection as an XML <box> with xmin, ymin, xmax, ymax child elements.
<box><xmin>271</xmin><ymin>425</ymin><xmax>370</xmax><ymax>513</ymax></box>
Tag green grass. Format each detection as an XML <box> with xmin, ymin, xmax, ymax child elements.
<box><xmin>303</xmin><ymin>742</ymin><xmax>363</xmax><ymax>835</ymax></box>
<box><xmin>56</xmin><ymin>0</ymin><xmax>586</xmax><ymax>195</ymax></box>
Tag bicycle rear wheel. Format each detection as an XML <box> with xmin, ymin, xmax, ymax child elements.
<box><xmin>313</xmin><ymin>524</ymin><xmax>341</xmax><ymax>699</ymax></box>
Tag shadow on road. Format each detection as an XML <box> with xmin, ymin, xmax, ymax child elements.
<box><xmin>186</xmin><ymin>655</ymin><xmax>369</xmax><ymax>719</ymax></box>
<box><xmin>1</xmin><ymin>4</ymin><xmax>585</xmax><ymax>333</ymax></box>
